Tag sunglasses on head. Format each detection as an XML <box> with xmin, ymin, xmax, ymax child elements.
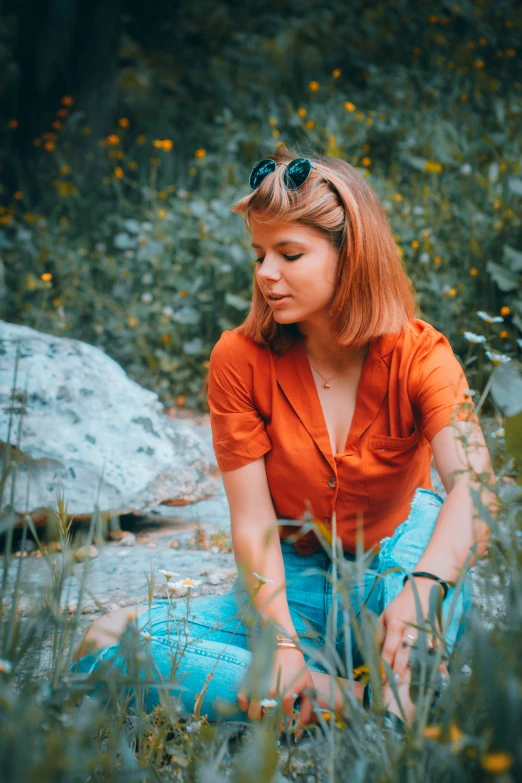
<box><xmin>249</xmin><ymin>156</ymin><xmax>333</xmax><ymax>191</ymax></box>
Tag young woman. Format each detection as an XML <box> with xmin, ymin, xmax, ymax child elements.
<box><xmin>73</xmin><ymin>145</ymin><xmax>496</xmax><ymax>738</ymax></box>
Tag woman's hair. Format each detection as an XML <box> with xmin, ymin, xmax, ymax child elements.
<box><xmin>230</xmin><ymin>141</ymin><xmax>416</xmax><ymax>354</ymax></box>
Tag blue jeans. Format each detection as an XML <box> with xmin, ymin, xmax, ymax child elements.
<box><xmin>71</xmin><ymin>489</ymin><xmax>473</xmax><ymax>722</ymax></box>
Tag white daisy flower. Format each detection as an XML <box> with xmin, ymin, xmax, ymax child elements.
<box><xmin>141</xmin><ymin>292</ymin><xmax>153</xmax><ymax>304</ymax></box>
<box><xmin>463</xmin><ymin>331</ymin><xmax>487</xmax><ymax>344</ymax></box>
<box><xmin>460</xmin><ymin>163</ymin><xmax>472</xmax><ymax>176</ymax></box>
<box><xmin>253</xmin><ymin>572</ymin><xmax>275</xmax><ymax>584</ymax></box>
<box><xmin>485</xmin><ymin>350</ymin><xmax>511</xmax><ymax>365</ymax></box>
<box><xmin>162</xmin><ymin>305</ymin><xmax>174</xmax><ymax>317</ymax></box>
<box><xmin>259</xmin><ymin>698</ymin><xmax>278</xmax><ymax>709</ymax></box>
<box><xmin>168</xmin><ymin>578</ymin><xmax>202</xmax><ymax>590</ymax></box>
<box><xmin>0</xmin><ymin>658</ymin><xmax>13</xmax><ymax>674</ymax></box>
<box><xmin>159</xmin><ymin>569</ymin><xmax>180</xmax><ymax>581</ymax></box>
<box><xmin>419</xmin><ymin>252</ymin><xmax>430</xmax><ymax>264</ymax></box>
<box><xmin>477</xmin><ymin>311</ymin><xmax>504</xmax><ymax>324</ymax></box>
<box><xmin>141</xmin><ymin>631</ymin><xmax>152</xmax><ymax>641</ymax></box>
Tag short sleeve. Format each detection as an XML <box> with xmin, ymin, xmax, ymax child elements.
<box><xmin>207</xmin><ymin>331</ymin><xmax>272</xmax><ymax>472</ymax></box>
<box><xmin>410</xmin><ymin>333</ymin><xmax>479</xmax><ymax>443</ymax></box>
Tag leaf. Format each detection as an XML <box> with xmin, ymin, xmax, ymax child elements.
<box><xmin>225</xmin><ymin>292</ymin><xmax>250</xmax><ymax>310</ymax></box>
<box><xmin>504</xmin><ymin>411</ymin><xmax>522</xmax><ymax>472</ymax></box>
<box><xmin>490</xmin><ymin>363</ymin><xmax>522</xmax><ymax>417</ymax></box>
<box><xmin>508</xmin><ymin>177</ymin><xmax>522</xmax><ymax>196</ymax></box>
<box><xmin>486</xmin><ymin>261</ymin><xmax>518</xmax><ymax>292</ymax></box>
<box><xmin>503</xmin><ymin>244</ymin><xmax>522</xmax><ymax>273</ymax></box>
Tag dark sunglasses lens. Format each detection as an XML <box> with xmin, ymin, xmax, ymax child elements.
<box><xmin>249</xmin><ymin>159</ymin><xmax>277</xmax><ymax>190</ymax></box>
<box><xmin>283</xmin><ymin>158</ymin><xmax>312</xmax><ymax>190</ymax></box>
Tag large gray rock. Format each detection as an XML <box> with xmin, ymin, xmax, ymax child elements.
<box><xmin>0</xmin><ymin>320</ymin><xmax>220</xmax><ymax>517</ymax></box>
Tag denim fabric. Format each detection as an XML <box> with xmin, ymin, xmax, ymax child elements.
<box><xmin>72</xmin><ymin>488</ymin><xmax>473</xmax><ymax>723</ymax></box>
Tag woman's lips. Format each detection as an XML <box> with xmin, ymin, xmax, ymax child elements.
<box><xmin>267</xmin><ymin>295</ymin><xmax>291</xmax><ymax>307</ymax></box>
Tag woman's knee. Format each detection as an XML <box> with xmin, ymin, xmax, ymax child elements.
<box><xmin>73</xmin><ymin>604</ymin><xmax>148</xmax><ymax>661</ymax></box>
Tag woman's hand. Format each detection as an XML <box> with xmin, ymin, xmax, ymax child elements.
<box><xmin>379</xmin><ymin>579</ymin><xmax>442</xmax><ymax>684</ymax></box>
<box><xmin>237</xmin><ymin>647</ymin><xmax>315</xmax><ymax>737</ymax></box>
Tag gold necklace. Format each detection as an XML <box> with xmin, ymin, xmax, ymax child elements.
<box><xmin>305</xmin><ymin>357</ymin><xmax>343</xmax><ymax>389</ymax></box>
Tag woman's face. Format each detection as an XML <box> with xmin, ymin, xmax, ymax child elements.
<box><xmin>250</xmin><ymin>216</ymin><xmax>340</xmax><ymax>328</ymax></box>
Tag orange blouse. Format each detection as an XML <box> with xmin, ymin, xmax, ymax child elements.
<box><xmin>207</xmin><ymin>318</ymin><xmax>477</xmax><ymax>555</ymax></box>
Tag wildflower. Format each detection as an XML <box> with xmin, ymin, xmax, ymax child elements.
<box><xmin>500</xmin><ymin>306</ymin><xmax>510</xmax><ymax>316</ymax></box>
<box><xmin>157</xmin><ymin>209</ymin><xmax>167</xmax><ymax>219</ymax></box>
<box><xmin>8</xmin><ymin>119</ymin><xmax>18</xmax><ymax>129</ymax></box>
<box><xmin>425</xmin><ymin>160</ymin><xmax>443</xmax><ymax>173</ymax></box>
<box><xmin>309</xmin><ymin>80</ymin><xmax>320</xmax><ymax>91</ymax></box>
<box><xmin>463</xmin><ymin>331</ymin><xmax>486</xmax><ymax>344</ymax></box>
<box><xmin>420</xmin><ymin>252</ymin><xmax>430</xmax><ymax>264</ymax></box>
<box><xmin>153</xmin><ymin>139</ymin><xmax>164</xmax><ymax>148</ymax></box>
<box><xmin>141</xmin><ymin>631</ymin><xmax>152</xmax><ymax>641</ymax></box>
<box><xmin>332</xmin><ymin>68</ymin><xmax>341</xmax><ymax>78</ymax></box>
<box><xmin>460</xmin><ymin>163</ymin><xmax>472</xmax><ymax>176</ymax></box>
<box><xmin>136</xmin><ymin>134</ymin><xmax>147</xmax><ymax>144</ymax></box>
<box><xmin>361</xmin><ymin>157</ymin><xmax>371</xmax><ymax>166</ymax></box>
<box><xmin>52</xmin><ymin>120</ymin><xmax>63</xmax><ymax>130</ymax></box>
<box><xmin>158</xmin><ymin>569</ymin><xmax>180</xmax><ymax>581</ymax></box>
<box><xmin>188</xmin><ymin>166</ymin><xmax>197</xmax><ymax>175</ymax></box>
<box><xmin>411</xmin><ymin>240</ymin><xmax>420</xmax><ymax>249</ymax></box>
<box><xmin>168</xmin><ymin>578</ymin><xmax>202</xmax><ymax>590</ymax></box>
<box><xmin>61</xmin><ymin>95</ymin><xmax>74</xmax><ymax>106</ymax></box>
<box><xmin>163</xmin><ymin>139</ymin><xmax>173</xmax><ymax>151</ymax></box>
<box><xmin>469</xmin><ymin>267</ymin><xmax>479</xmax><ymax>276</ymax></box>
<box><xmin>306</xmin><ymin>120</ymin><xmax>315</xmax><ymax>129</ymax></box>
<box><xmin>480</xmin><ymin>751</ymin><xmax>513</xmax><ymax>774</ymax></box>
<box><xmin>106</xmin><ymin>134</ymin><xmax>120</xmax><ymax>145</ymax></box>
<box><xmin>449</xmin><ymin>723</ymin><xmax>463</xmax><ymax>743</ymax></box>
<box><xmin>141</xmin><ymin>272</ymin><xmax>153</xmax><ymax>284</ymax></box>
<box><xmin>485</xmin><ymin>350</ymin><xmax>511</xmax><ymax>365</ymax></box>
<box><xmin>127</xmin><ymin>316</ymin><xmax>138</xmax><ymax>327</ymax></box>
<box><xmin>129</xmin><ymin>161</ymin><xmax>138</xmax><ymax>170</ymax></box>
<box><xmin>0</xmin><ymin>658</ymin><xmax>13</xmax><ymax>673</ymax></box>
<box><xmin>395</xmin><ymin>193</ymin><xmax>403</xmax><ymax>202</ymax></box>
<box><xmin>477</xmin><ymin>310</ymin><xmax>504</xmax><ymax>324</ymax></box>
<box><xmin>141</xmin><ymin>292</ymin><xmax>153</xmax><ymax>304</ymax></box>
<box><xmin>499</xmin><ymin>330</ymin><xmax>508</xmax><ymax>339</ymax></box>
<box><xmin>445</xmin><ymin>287</ymin><xmax>457</xmax><ymax>298</ymax></box>
<box><xmin>492</xmin><ymin>428</ymin><xmax>505</xmax><ymax>439</ymax></box>
<box><xmin>14</xmin><ymin>191</ymin><xmax>23</xmax><ymax>200</ymax></box>
<box><xmin>60</xmin><ymin>165</ymin><xmax>71</xmax><ymax>175</ymax></box>
<box><xmin>176</xmin><ymin>395</ymin><xmax>186</xmax><ymax>406</ymax></box>
<box><xmin>344</xmin><ymin>101</ymin><xmax>355</xmax><ymax>111</ymax></box>
<box><xmin>157</xmin><ymin>190</ymin><xmax>167</xmax><ymax>199</ymax></box>
<box><xmin>253</xmin><ymin>572</ymin><xmax>275</xmax><ymax>584</ymax></box>
<box><xmin>355</xmin><ymin>111</ymin><xmax>364</xmax><ymax>121</ymax></box>
<box><xmin>423</xmin><ymin>725</ymin><xmax>442</xmax><ymax>740</ymax></box>
<box><xmin>114</xmin><ymin>167</ymin><xmax>124</xmax><ymax>180</ymax></box>
<box><xmin>44</xmin><ymin>141</ymin><xmax>55</xmax><ymax>152</ymax></box>
<box><xmin>268</xmin><ymin>117</ymin><xmax>277</xmax><ymax>126</ymax></box>
<box><xmin>118</xmin><ymin>117</ymin><xmax>130</xmax><ymax>128</ymax></box>
<box><xmin>161</xmin><ymin>334</ymin><xmax>170</xmax><ymax>344</ymax></box>
<box><xmin>41</xmin><ymin>273</ymin><xmax>52</xmax><ymax>282</ymax></box>
<box><xmin>298</xmin><ymin>107</ymin><xmax>307</xmax><ymax>117</ymax></box>
<box><xmin>259</xmin><ymin>698</ymin><xmax>278</xmax><ymax>709</ymax></box>
<box><xmin>195</xmin><ymin>148</ymin><xmax>206</xmax><ymax>158</ymax></box>
<box><xmin>272</xmin><ymin>130</ymin><xmax>279</xmax><ymax>138</ymax></box>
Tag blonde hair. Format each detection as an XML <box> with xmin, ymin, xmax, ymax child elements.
<box><xmin>230</xmin><ymin>142</ymin><xmax>416</xmax><ymax>354</ymax></box>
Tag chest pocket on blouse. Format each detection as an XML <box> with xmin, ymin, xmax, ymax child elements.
<box><xmin>365</xmin><ymin>430</ymin><xmax>421</xmax><ymax>506</ymax></box>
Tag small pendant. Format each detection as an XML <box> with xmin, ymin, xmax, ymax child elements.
<box><xmin>323</xmin><ymin>382</ymin><xmax>331</xmax><ymax>389</ymax></box>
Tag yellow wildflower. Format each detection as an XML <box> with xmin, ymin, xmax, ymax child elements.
<box><xmin>8</xmin><ymin>119</ymin><xmax>18</xmax><ymax>129</ymax></box>
<box><xmin>52</xmin><ymin>120</ymin><xmax>63</xmax><ymax>130</ymax></box>
<box><xmin>500</xmin><ymin>306</ymin><xmax>510</xmax><ymax>316</ymax></box>
<box><xmin>332</xmin><ymin>68</ymin><xmax>341</xmax><ymax>78</ymax></box>
<box><xmin>506</xmin><ymin>49</ymin><xmax>516</xmax><ymax>57</ymax></box>
<box><xmin>41</xmin><ymin>273</ymin><xmax>52</xmax><ymax>282</ymax></box>
<box><xmin>118</xmin><ymin>117</ymin><xmax>130</xmax><ymax>128</ymax></box>
<box><xmin>425</xmin><ymin>160</ymin><xmax>443</xmax><ymax>173</ymax></box>
<box><xmin>161</xmin><ymin>334</ymin><xmax>170</xmax><ymax>344</ymax></box>
<box><xmin>298</xmin><ymin>107</ymin><xmax>307</xmax><ymax>117</ymax></box>
<box><xmin>355</xmin><ymin>111</ymin><xmax>364</xmax><ymax>121</ymax></box>
<box><xmin>395</xmin><ymin>193</ymin><xmax>403</xmax><ymax>202</ymax></box>
<box><xmin>60</xmin><ymin>165</ymin><xmax>71</xmax><ymax>175</ymax></box>
<box><xmin>362</xmin><ymin>157</ymin><xmax>371</xmax><ymax>166</ymax></box>
<box><xmin>344</xmin><ymin>101</ymin><xmax>355</xmax><ymax>111</ymax></box>
<box><xmin>469</xmin><ymin>267</ymin><xmax>478</xmax><ymax>276</ymax></box>
<box><xmin>136</xmin><ymin>134</ymin><xmax>147</xmax><ymax>144</ymax></box>
<box><xmin>446</xmin><ymin>287</ymin><xmax>457</xmax><ymax>298</ymax></box>
<box><xmin>272</xmin><ymin>129</ymin><xmax>280</xmax><ymax>138</ymax></box>
<box><xmin>127</xmin><ymin>316</ymin><xmax>138</xmax><ymax>328</ymax></box>
<box><xmin>53</xmin><ymin>298</ymin><xmax>61</xmax><ymax>307</ymax></box>
<box><xmin>60</xmin><ymin>95</ymin><xmax>74</xmax><ymax>106</ymax></box>
<box><xmin>44</xmin><ymin>141</ymin><xmax>55</xmax><ymax>152</ymax></box>
<box><xmin>499</xmin><ymin>330</ymin><xmax>508</xmax><ymax>339</ymax></box>
<box><xmin>188</xmin><ymin>167</ymin><xmax>196</xmax><ymax>175</ymax></box>
<box><xmin>474</xmin><ymin>60</ymin><xmax>485</xmax><ymax>69</ymax></box>
<box><xmin>162</xmin><ymin>139</ymin><xmax>173</xmax><ymax>151</ymax></box>
<box><xmin>0</xmin><ymin>214</ymin><xmax>12</xmax><ymax>225</ymax></box>
<box><xmin>449</xmin><ymin>724</ymin><xmax>463</xmax><ymax>743</ymax></box>
<box><xmin>129</xmin><ymin>161</ymin><xmax>138</xmax><ymax>170</ymax></box>
<box><xmin>306</xmin><ymin>120</ymin><xmax>315</xmax><ymax>129</ymax></box>
<box><xmin>195</xmin><ymin>148</ymin><xmax>206</xmax><ymax>158</ymax></box>
<box><xmin>411</xmin><ymin>240</ymin><xmax>420</xmax><ymax>249</ymax></box>
<box><xmin>56</xmin><ymin>108</ymin><xmax>69</xmax><ymax>118</ymax></box>
<box><xmin>14</xmin><ymin>191</ymin><xmax>23</xmax><ymax>200</ymax></box>
<box><xmin>114</xmin><ymin>167</ymin><xmax>124</xmax><ymax>180</ymax></box>
<box><xmin>157</xmin><ymin>209</ymin><xmax>167</xmax><ymax>219</ymax></box>
<box><xmin>268</xmin><ymin>117</ymin><xmax>277</xmax><ymax>126</ymax></box>
<box><xmin>309</xmin><ymin>80</ymin><xmax>320</xmax><ymax>92</ymax></box>
<box><xmin>107</xmin><ymin>134</ymin><xmax>120</xmax><ymax>146</ymax></box>
<box><xmin>157</xmin><ymin>191</ymin><xmax>167</xmax><ymax>199</ymax></box>
<box><xmin>480</xmin><ymin>752</ymin><xmax>513</xmax><ymax>774</ymax></box>
<box><xmin>423</xmin><ymin>725</ymin><xmax>442</xmax><ymax>740</ymax></box>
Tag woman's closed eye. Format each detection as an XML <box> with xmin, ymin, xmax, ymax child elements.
<box><xmin>255</xmin><ymin>254</ymin><xmax>302</xmax><ymax>264</ymax></box>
